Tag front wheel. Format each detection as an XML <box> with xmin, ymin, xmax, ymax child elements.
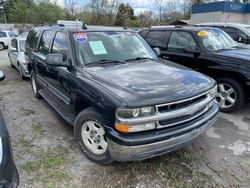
<box><xmin>30</xmin><ymin>70</ymin><xmax>42</xmax><ymax>99</ymax></box>
<box><xmin>74</xmin><ymin>107</ymin><xmax>113</xmax><ymax>165</ymax></box>
<box><xmin>215</xmin><ymin>78</ymin><xmax>245</xmax><ymax>113</ymax></box>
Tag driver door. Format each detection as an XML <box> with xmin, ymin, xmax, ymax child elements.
<box><xmin>162</xmin><ymin>31</ymin><xmax>200</xmax><ymax>69</ymax></box>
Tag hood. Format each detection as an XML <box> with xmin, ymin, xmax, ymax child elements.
<box><xmin>215</xmin><ymin>49</ymin><xmax>250</xmax><ymax>61</ymax></box>
<box><xmin>83</xmin><ymin>61</ymin><xmax>215</xmax><ymax>106</ymax></box>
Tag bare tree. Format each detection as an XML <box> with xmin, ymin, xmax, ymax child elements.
<box><xmin>64</xmin><ymin>0</ymin><xmax>77</xmax><ymax>19</ymax></box>
<box><xmin>155</xmin><ymin>0</ymin><xmax>163</xmax><ymax>24</ymax></box>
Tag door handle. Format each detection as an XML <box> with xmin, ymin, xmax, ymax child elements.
<box><xmin>163</xmin><ymin>55</ymin><xmax>169</xmax><ymax>59</ymax></box>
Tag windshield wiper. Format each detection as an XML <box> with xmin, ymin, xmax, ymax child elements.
<box><xmin>125</xmin><ymin>57</ymin><xmax>155</xmax><ymax>62</ymax></box>
<box><xmin>86</xmin><ymin>59</ymin><xmax>126</xmax><ymax>66</ymax></box>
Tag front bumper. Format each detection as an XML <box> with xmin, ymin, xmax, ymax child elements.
<box><xmin>108</xmin><ymin>103</ymin><xmax>218</xmax><ymax>161</ymax></box>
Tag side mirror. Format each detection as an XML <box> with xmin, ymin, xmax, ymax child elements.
<box><xmin>183</xmin><ymin>46</ymin><xmax>200</xmax><ymax>54</ymax></box>
<box><xmin>45</xmin><ymin>54</ymin><xmax>70</xmax><ymax>67</ymax></box>
<box><xmin>238</xmin><ymin>35</ymin><xmax>248</xmax><ymax>44</ymax></box>
<box><xmin>153</xmin><ymin>47</ymin><xmax>161</xmax><ymax>57</ymax></box>
<box><xmin>0</xmin><ymin>70</ymin><xmax>5</xmax><ymax>81</ymax></box>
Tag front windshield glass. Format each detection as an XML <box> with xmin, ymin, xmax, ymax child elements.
<box><xmin>19</xmin><ymin>40</ymin><xmax>25</xmax><ymax>52</ymax></box>
<box><xmin>198</xmin><ymin>29</ymin><xmax>238</xmax><ymax>51</ymax></box>
<box><xmin>74</xmin><ymin>31</ymin><xmax>156</xmax><ymax>65</ymax></box>
<box><xmin>243</xmin><ymin>26</ymin><xmax>250</xmax><ymax>33</ymax></box>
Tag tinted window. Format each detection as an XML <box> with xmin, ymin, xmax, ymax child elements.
<box><xmin>11</xmin><ymin>38</ymin><xmax>17</xmax><ymax>49</ymax></box>
<box><xmin>26</xmin><ymin>28</ymin><xmax>40</xmax><ymax>52</ymax></box>
<box><xmin>222</xmin><ymin>27</ymin><xmax>247</xmax><ymax>42</ymax></box>
<box><xmin>0</xmin><ymin>31</ymin><xmax>7</xmax><ymax>38</ymax></box>
<box><xmin>52</xmin><ymin>32</ymin><xmax>69</xmax><ymax>61</ymax></box>
<box><xmin>38</xmin><ymin>30</ymin><xmax>55</xmax><ymax>55</ymax></box>
<box><xmin>145</xmin><ymin>31</ymin><xmax>166</xmax><ymax>47</ymax></box>
<box><xmin>167</xmin><ymin>31</ymin><xmax>197</xmax><ymax>53</ymax></box>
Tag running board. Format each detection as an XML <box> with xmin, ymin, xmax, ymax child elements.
<box><xmin>38</xmin><ymin>89</ymin><xmax>75</xmax><ymax>125</ymax></box>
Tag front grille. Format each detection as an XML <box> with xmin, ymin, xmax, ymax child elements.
<box><xmin>155</xmin><ymin>91</ymin><xmax>213</xmax><ymax>129</ymax></box>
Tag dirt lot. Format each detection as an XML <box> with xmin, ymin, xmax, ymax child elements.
<box><xmin>0</xmin><ymin>50</ymin><xmax>250</xmax><ymax>187</ymax></box>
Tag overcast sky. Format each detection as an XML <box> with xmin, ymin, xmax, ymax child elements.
<box><xmin>56</xmin><ymin>0</ymin><xmax>159</xmax><ymax>15</ymax></box>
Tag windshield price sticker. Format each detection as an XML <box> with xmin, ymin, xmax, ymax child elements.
<box><xmin>73</xmin><ymin>32</ymin><xmax>88</xmax><ymax>42</ymax></box>
<box><xmin>197</xmin><ymin>31</ymin><xmax>208</xmax><ymax>37</ymax></box>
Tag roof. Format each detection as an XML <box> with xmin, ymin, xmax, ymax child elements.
<box><xmin>196</xmin><ymin>22</ymin><xmax>250</xmax><ymax>27</ymax></box>
<box><xmin>34</xmin><ymin>24</ymin><xmax>133</xmax><ymax>33</ymax></box>
<box><xmin>192</xmin><ymin>1</ymin><xmax>250</xmax><ymax>14</ymax></box>
<box><xmin>146</xmin><ymin>26</ymin><xmax>218</xmax><ymax>32</ymax></box>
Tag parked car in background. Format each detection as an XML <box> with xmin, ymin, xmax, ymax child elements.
<box><xmin>0</xmin><ymin>70</ymin><xmax>19</xmax><ymax>187</ymax></box>
<box><xmin>196</xmin><ymin>23</ymin><xmax>250</xmax><ymax>48</ymax></box>
<box><xmin>0</xmin><ymin>30</ymin><xmax>17</xmax><ymax>50</ymax></box>
<box><xmin>8</xmin><ymin>36</ymin><xmax>30</xmax><ymax>79</ymax></box>
<box><xmin>140</xmin><ymin>26</ymin><xmax>250</xmax><ymax>113</ymax></box>
<box><xmin>25</xmin><ymin>24</ymin><xmax>218</xmax><ymax>164</ymax></box>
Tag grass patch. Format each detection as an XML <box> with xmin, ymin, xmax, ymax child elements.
<box><xmin>19</xmin><ymin>106</ymin><xmax>35</xmax><ymax>116</ymax></box>
<box><xmin>31</xmin><ymin>122</ymin><xmax>46</xmax><ymax>138</ymax></box>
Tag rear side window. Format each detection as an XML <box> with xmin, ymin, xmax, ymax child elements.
<box><xmin>38</xmin><ymin>30</ymin><xmax>55</xmax><ymax>55</ymax></box>
<box><xmin>139</xmin><ymin>30</ymin><xmax>148</xmax><ymax>38</ymax></box>
<box><xmin>26</xmin><ymin>28</ymin><xmax>40</xmax><ymax>52</ymax></box>
<box><xmin>52</xmin><ymin>32</ymin><xmax>69</xmax><ymax>61</ymax></box>
<box><xmin>145</xmin><ymin>31</ymin><xmax>166</xmax><ymax>47</ymax></box>
<box><xmin>0</xmin><ymin>31</ymin><xmax>7</xmax><ymax>38</ymax></box>
<box><xmin>167</xmin><ymin>31</ymin><xmax>197</xmax><ymax>53</ymax></box>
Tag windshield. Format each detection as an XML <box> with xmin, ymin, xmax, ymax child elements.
<box><xmin>198</xmin><ymin>29</ymin><xmax>238</xmax><ymax>51</ymax></box>
<box><xmin>243</xmin><ymin>26</ymin><xmax>250</xmax><ymax>33</ymax></box>
<box><xmin>74</xmin><ymin>31</ymin><xmax>156</xmax><ymax>65</ymax></box>
<box><xmin>19</xmin><ymin>40</ymin><xmax>25</xmax><ymax>52</ymax></box>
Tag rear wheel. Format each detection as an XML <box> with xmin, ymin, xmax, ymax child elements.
<box><xmin>74</xmin><ymin>107</ymin><xmax>113</xmax><ymax>165</ymax></box>
<box><xmin>215</xmin><ymin>78</ymin><xmax>245</xmax><ymax>113</ymax></box>
<box><xmin>0</xmin><ymin>43</ymin><xmax>4</xmax><ymax>50</ymax></box>
<box><xmin>30</xmin><ymin>70</ymin><xmax>42</xmax><ymax>99</ymax></box>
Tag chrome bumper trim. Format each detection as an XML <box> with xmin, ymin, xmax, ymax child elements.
<box><xmin>108</xmin><ymin>104</ymin><xmax>218</xmax><ymax>161</ymax></box>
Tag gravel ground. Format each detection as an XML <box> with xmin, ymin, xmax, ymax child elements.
<box><xmin>0</xmin><ymin>50</ymin><xmax>250</xmax><ymax>187</ymax></box>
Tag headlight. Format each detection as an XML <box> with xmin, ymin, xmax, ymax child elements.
<box><xmin>115</xmin><ymin>107</ymin><xmax>156</xmax><ymax>132</ymax></box>
<box><xmin>116</xmin><ymin>107</ymin><xmax>155</xmax><ymax>119</ymax></box>
<box><xmin>0</xmin><ymin>138</ymin><xmax>3</xmax><ymax>165</ymax></box>
<box><xmin>208</xmin><ymin>85</ymin><xmax>217</xmax><ymax>98</ymax></box>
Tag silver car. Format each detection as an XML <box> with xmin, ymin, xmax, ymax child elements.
<box><xmin>8</xmin><ymin>37</ymin><xmax>30</xmax><ymax>79</ymax></box>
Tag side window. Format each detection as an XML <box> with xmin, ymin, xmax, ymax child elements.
<box><xmin>0</xmin><ymin>31</ymin><xmax>7</xmax><ymax>38</ymax></box>
<box><xmin>11</xmin><ymin>39</ymin><xmax>17</xmax><ymax>50</ymax></box>
<box><xmin>222</xmin><ymin>27</ymin><xmax>247</xmax><ymax>42</ymax></box>
<box><xmin>52</xmin><ymin>32</ymin><xmax>69</xmax><ymax>61</ymax></box>
<box><xmin>145</xmin><ymin>31</ymin><xmax>166</xmax><ymax>47</ymax></box>
<box><xmin>167</xmin><ymin>31</ymin><xmax>197</xmax><ymax>53</ymax></box>
<box><xmin>38</xmin><ymin>30</ymin><xmax>55</xmax><ymax>55</ymax></box>
<box><xmin>26</xmin><ymin>28</ymin><xmax>40</xmax><ymax>52</ymax></box>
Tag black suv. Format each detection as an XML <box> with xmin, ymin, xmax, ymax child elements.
<box><xmin>25</xmin><ymin>24</ymin><xmax>218</xmax><ymax>164</ymax></box>
<box><xmin>0</xmin><ymin>71</ymin><xmax>19</xmax><ymax>187</ymax></box>
<box><xmin>140</xmin><ymin>26</ymin><xmax>250</xmax><ymax>112</ymax></box>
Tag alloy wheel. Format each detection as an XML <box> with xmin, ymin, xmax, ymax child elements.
<box><xmin>81</xmin><ymin>121</ymin><xmax>107</xmax><ymax>155</ymax></box>
<box><xmin>215</xmin><ymin>83</ymin><xmax>236</xmax><ymax>109</ymax></box>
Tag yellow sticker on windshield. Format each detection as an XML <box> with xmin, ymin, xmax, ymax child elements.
<box><xmin>197</xmin><ymin>31</ymin><xmax>208</xmax><ymax>37</ymax></box>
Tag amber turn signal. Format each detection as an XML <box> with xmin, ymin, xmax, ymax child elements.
<box><xmin>115</xmin><ymin>124</ymin><xmax>129</xmax><ymax>132</ymax></box>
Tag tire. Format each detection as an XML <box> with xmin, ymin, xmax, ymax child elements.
<box><xmin>215</xmin><ymin>77</ymin><xmax>245</xmax><ymax>113</ymax></box>
<box><xmin>8</xmin><ymin>54</ymin><xmax>14</xmax><ymax>68</ymax></box>
<box><xmin>74</xmin><ymin>107</ymin><xmax>113</xmax><ymax>165</ymax></box>
<box><xmin>18</xmin><ymin>63</ymin><xmax>25</xmax><ymax>79</ymax></box>
<box><xmin>30</xmin><ymin>70</ymin><xmax>42</xmax><ymax>99</ymax></box>
<box><xmin>0</xmin><ymin>43</ymin><xmax>4</xmax><ymax>50</ymax></box>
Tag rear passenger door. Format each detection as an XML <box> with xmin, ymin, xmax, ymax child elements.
<box><xmin>34</xmin><ymin>30</ymin><xmax>55</xmax><ymax>88</ymax></box>
<box><xmin>163</xmin><ymin>31</ymin><xmax>199</xmax><ymax>69</ymax></box>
